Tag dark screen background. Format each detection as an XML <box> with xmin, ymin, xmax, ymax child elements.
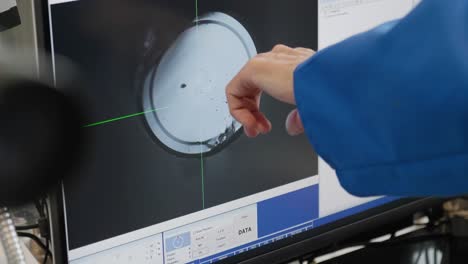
<box><xmin>51</xmin><ymin>0</ymin><xmax>318</xmax><ymax>249</ymax></box>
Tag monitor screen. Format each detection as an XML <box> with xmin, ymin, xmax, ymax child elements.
<box><xmin>44</xmin><ymin>0</ymin><xmax>418</xmax><ymax>263</ymax></box>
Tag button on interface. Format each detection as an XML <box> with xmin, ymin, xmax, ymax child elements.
<box><xmin>143</xmin><ymin>12</ymin><xmax>257</xmax><ymax>155</ymax></box>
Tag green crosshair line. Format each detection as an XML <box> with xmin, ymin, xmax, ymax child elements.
<box><xmin>195</xmin><ymin>0</ymin><xmax>199</xmax><ymax>22</ymax></box>
<box><xmin>200</xmin><ymin>148</ymin><xmax>205</xmax><ymax>209</ymax></box>
<box><xmin>195</xmin><ymin>0</ymin><xmax>206</xmax><ymax>210</ymax></box>
<box><xmin>195</xmin><ymin>0</ymin><xmax>205</xmax><ymax>210</ymax></box>
<box><xmin>83</xmin><ymin>107</ymin><xmax>169</xmax><ymax>128</ymax></box>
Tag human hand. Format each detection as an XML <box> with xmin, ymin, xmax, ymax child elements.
<box><xmin>226</xmin><ymin>44</ymin><xmax>315</xmax><ymax>137</ymax></box>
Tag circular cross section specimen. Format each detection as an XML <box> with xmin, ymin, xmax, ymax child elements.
<box><xmin>143</xmin><ymin>12</ymin><xmax>257</xmax><ymax>155</ymax></box>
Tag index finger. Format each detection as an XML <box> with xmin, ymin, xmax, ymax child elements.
<box><xmin>226</xmin><ymin>91</ymin><xmax>258</xmax><ymax>129</ymax></box>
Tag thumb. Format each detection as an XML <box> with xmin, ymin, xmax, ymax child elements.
<box><xmin>285</xmin><ymin>109</ymin><xmax>305</xmax><ymax>136</ymax></box>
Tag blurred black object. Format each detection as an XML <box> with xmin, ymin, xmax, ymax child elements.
<box><xmin>0</xmin><ymin>80</ymin><xmax>83</xmax><ymax>206</ymax></box>
<box><xmin>315</xmin><ymin>210</ymin><xmax>468</xmax><ymax>264</ymax></box>
<box><xmin>320</xmin><ymin>237</ymin><xmax>453</xmax><ymax>264</ymax></box>
<box><xmin>0</xmin><ymin>1</ymin><xmax>21</xmax><ymax>32</ymax></box>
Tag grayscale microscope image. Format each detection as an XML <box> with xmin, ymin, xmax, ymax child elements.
<box><xmin>51</xmin><ymin>0</ymin><xmax>318</xmax><ymax>249</ymax></box>
<box><xmin>143</xmin><ymin>12</ymin><xmax>256</xmax><ymax>155</ymax></box>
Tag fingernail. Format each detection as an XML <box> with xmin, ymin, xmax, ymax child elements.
<box><xmin>244</xmin><ymin>127</ymin><xmax>259</xmax><ymax>138</ymax></box>
<box><xmin>286</xmin><ymin>110</ymin><xmax>304</xmax><ymax>136</ymax></box>
<box><xmin>258</xmin><ymin>126</ymin><xmax>268</xmax><ymax>135</ymax></box>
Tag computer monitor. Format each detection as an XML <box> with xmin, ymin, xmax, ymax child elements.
<box><xmin>40</xmin><ymin>0</ymin><xmax>432</xmax><ymax>263</ymax></box>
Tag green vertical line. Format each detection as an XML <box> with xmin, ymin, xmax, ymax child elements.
<box><xmin>195</xmin><ymin>0</ymin><xmax>204</xmax><ymax>209</ymax></box>
<box><xmin>195</xmin><ymin>0</ymin><xmax>199</xmax><ymax>22</ymax></box>
<box><xmin>201</xmin><ymin>149</ymin><xmax>205</xmax><ymax>209</ymax></box>
<box><xmin>195</xmin><ymin>0</ymin><xmax>204</xmax><ymax>210</ymax></box>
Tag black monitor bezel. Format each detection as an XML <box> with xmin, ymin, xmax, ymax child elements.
<box><xmin>36</xmin><ymin>1</ymin><xmax>442</xmax><ymax>264</ymax></box>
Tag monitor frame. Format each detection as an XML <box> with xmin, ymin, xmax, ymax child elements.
<box><xmin>35</xmin><ymin>1</ymin><xmax>444</xmax><ymax>264</ymax></box>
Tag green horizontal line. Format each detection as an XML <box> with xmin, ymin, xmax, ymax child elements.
<box><xmin>84</xmin><ymin>107</ymin><xmax>169</xmax><ymax>128</ymax></box>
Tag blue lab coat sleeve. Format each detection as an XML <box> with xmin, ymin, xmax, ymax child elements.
<box><xmin>294</xmin><ymin>0</ymin><xmax>468</xmax><ymax>197</ymax></box>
